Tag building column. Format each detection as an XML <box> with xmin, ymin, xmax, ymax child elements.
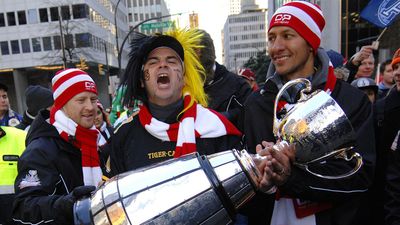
<box><xmin>13</xmin><ymin>69</ymin><xmax>28</xmax><ymax>114</ymax></box>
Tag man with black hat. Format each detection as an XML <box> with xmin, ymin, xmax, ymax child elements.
<box><xmin>351</xmin><ymin>77</ymin><xmax>378</xmax><ymax>103</ymax></box>
<box><xmin>0</xmin><ymin>83</ymin><xmax>22</xmax><ymax>127</ymax></box>
<box><xmin>15</xmin><ymin>85</ymin><xmax>54</xmax><ymax>131</ymax></box>
<box><xmin>106</xmin><ymin>29</ymin><xmax>242</xmax><ymax>175</ymax></box>
<box><xmin>242</xmin><ymin>1</ymin><xmax>375</xmax><ymax>225</ymax></box>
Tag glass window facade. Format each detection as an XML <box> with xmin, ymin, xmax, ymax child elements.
<box><xmin>17</xmin><ymin>11</ymin><xmax>27</xmax><ymax>25</ymax></box>
<box><xmin>21</xmin><ymin>39</ymin><xmax>31</xmax><ymax>53</ymax></box>
<box><xmin>39</xmin><ymin>8</ymin><xmax>49</xmax><ymax>22</ymax></box>
<box><xmin>27</xmin><ymin>9</ymin><xmax>38</xmax><ymax>24</ymax></box>
<box><xmin>43</xmin><ymin>37</ymin><xmax>52</xmax><ymax>51</ymax></box>
<box><xmin>11</xmin><ymin>40</ymin><xmax>20</xmax><ymax>54</ymax></box>
<box><xmin>32</xmin><ymin>38</ymin><xmax>41</xmax><ymax>52</ymax></box>
<box><xmin>0</xmin><ymin>41</ymin><xmax>9</xmax><ymax>55</ymax></box>
<box><xmin>7</xmin><ymin>12</ymin><xmax>16</xmax><ymax>26</ymax></box>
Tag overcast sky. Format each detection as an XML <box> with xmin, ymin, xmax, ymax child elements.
<box><xmin>165</xmin><ymin>0</ymin><xmax>229</xmax><ymax>63</ymax></box>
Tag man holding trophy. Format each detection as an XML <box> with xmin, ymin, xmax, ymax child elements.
<box><xmin>242</xmin><ymin>1</ymin><xmax>375</xmax><ymax>225</ymax></box>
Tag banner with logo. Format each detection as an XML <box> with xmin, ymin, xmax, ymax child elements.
<box><xmin>360</xmin><ymin>0</ymin><xmax>400</xmax><ymax>28</ymax></box>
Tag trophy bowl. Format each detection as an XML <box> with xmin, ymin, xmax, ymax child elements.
<box><xmin>273</xmin><ymin>78</ymin><xmax>363</xmax><ymax>179</ymax></box>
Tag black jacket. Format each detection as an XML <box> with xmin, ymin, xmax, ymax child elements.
<box><xmin>15</xmin><ymin>111</ymin><xmax>34</xmax><ymax>131</ymax></box>
<box><xmin>12</xmin><ymin>110</ymin><xmax>85</xmax><ymax>225</ymax></box>
<box><xmin>204</xmin><ymin>63</ymin><xmax>252</xmax><ymax>128</ymax></box>
<box><xmin>382</xmin><ymin>88</ymin><xmax>400</xmax><ymax>225</ymax></box>
<box><xmin>107</xmin><ymin>111</ymin><xmax>242</xmax><ymax>176</ymax></box>
<box><xmin>242</xmin><ymin>49</ymin><xmax>376</xmax><ymax>225</ymax></box>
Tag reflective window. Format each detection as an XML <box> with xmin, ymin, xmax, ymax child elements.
<box><xmin>17</xmin><ymin>11</ymin><xmax>27</xmax><ymax>25</ymax></box>
<box><xmin>0</xmin><ymin>41</ymin><xmax>9</xmax><ymax>55</ymax></box>
<box><xmin>73</xmin><ymin>4</ymin><xmax>88</xmax><ymax>19</ymax></box>
<box><xmin>7</xmin><ymin>12</ymin><xmax>16</xmax><ymax>26</ymax></box>
<box><xmin>127</xmin><ymin>0</ymin><xmax>132</xmax><ymax>8</ymax></box>
<box><xmin>133</xmin><ymin>0</ymin><xmax>137</xmax><ymax>7</ymax></box>
<box><xmin>61</xmin><ymin>6</ymin><xmax>70</xmax><ymax>20</ymax></box>
<box><xmin>53</xmin><ymin>36</ymin><xmax>61</xmax><ymax>49</ymax></box>
<box><xmin>156</xmin><ymin>0</ymin><xmax>160</xmax><ymax>4</ymax></box>
<box><xmin>76</xmin><ymin>33</ymin><xmax>92</xmax><ymax>47</ymax></box>
<box><xmin>32</xmin><ymin>38</ymin><xmax>41</xmax><ymax>52</ymax></box>
<box><xmin>128</xmin><ymin>13</ymin><xmax>132</xmax><ymax>22</ymax></box>
<box><xmin>0</xmin><ymin>13</ymin><xmax>4</xmax><ymax>27</ymax></box>
<box><xmin>43</xmin><ymin>37</ymin><xmax>52</xmax><ymax>51</ymax></box>
<box><xmin>27</xmin><ymin>9</ymin><xmax>38</xmax><ymax>24</ymax></box>
<box><xmin>11</xmin><ymin>40</ymin><xmax>20</xmax><ymax>54</ymax></box>
<box><xmin>50</xmin><ymin>7</ymin><xmax>59</xmax><ymax>21</ymax></box>
<box><xmin>21</xmin><ymin>39</ymin><xmax>31</xmax><ymax>53</ymax></box>
<box><xmin>39</xmin><ymin>8</ymin><xmax>49</xmax><ymax>22</ymax></box>
<box><xmin>65</xmin><ymin>34</ymin><xmax>73</xmax><ymax>49</ymax></box>
<box><xmin>139</xmin><ymin>0</ymin><xmax>143</xmax><ymax>6</ymax></box>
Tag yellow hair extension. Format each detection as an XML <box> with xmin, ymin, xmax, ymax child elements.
<box><xmin>165</xmin><ymin>28</ymin><xmax>208</xmax><ymax>109</ymax></box>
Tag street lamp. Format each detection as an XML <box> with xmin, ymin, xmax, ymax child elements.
<box><xmin>114</xmin><ymin>0</ymin><xmax>123</xmax><ymax>71</ymax></box>
<box><xmin>117</xmin><ymin>13</ymin><xmax>182</xmax><ymax>76</ymax></box>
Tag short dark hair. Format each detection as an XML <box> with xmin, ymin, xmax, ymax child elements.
<box><xmin>380</xmin><ymin>59</ymin><xmax>393</xmax><ymax>74</ymax></box>
<box><xmin>0</xmin><ymin>83</ymin><xmax>8</xmax><ymax>92</ymax></box>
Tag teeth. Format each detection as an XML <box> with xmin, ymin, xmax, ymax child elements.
<box><xmin>158</xmin><ymin>73</ymin><xmax>168</xmax><ymax>77</ymax></box>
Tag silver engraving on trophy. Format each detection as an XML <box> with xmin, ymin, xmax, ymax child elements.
<box><xmin>272</xmin><ymin>78</ymin><xmax>363</xmax><ymax>179</ymax></box>
<box><xmin>74</xmin><ymin>149</ymin><xmax>262</xmax><ymax>225</ymax></box>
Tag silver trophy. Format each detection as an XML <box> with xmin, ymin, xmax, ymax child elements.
<box><xmin>273</xmin><ymin>78</ymin><xmax>363</xmax><ymax>179</ymax></box>
<box><xmin>74</xmin><ymin>150</ymin><xmax>262</xmax><ymax>225</ymax></box>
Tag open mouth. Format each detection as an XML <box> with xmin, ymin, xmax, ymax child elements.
<box><xmin>157</xmin><ymin>74</ymin><xmax>170</xmax><ymax>84</ymax></box>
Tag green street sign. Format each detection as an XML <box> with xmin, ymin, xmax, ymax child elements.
<box><xmin>141</xmin><ymin>21</ymin><xmax>175</xmax><ymax>30</ymax></box>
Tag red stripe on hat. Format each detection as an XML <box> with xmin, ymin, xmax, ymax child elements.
<box><xmin>270</xmin><ymin>14</ymin><xmax>320</xmax><ymax>53</ymax></box>
<box><xmin>53</xmin><ymin>70</ymin><xmax>89</xmax><ymax>92</ymax></box>
<box><xmin>286</xmin><ymin>2</ymin><xmax>325</xmax><ymax>31</ymax></box>
<box><xmin>54</xmin><ymin>81</ymin><xmax>97</xmax><ymax>109</ymax></box>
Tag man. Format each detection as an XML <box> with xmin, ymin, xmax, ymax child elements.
<box><xmin>345</xmin><ymin>45</ymin><xmax>375</xmax><ymax>83</ymax></box>
<box><xmin>0</xmin><ymin>126</ymin><xmax>26</xmax><ymax>225</ymax></box>
<box><xmin>242</xmin><ymin>2</ymin><xmax>375</xmax><ymax>225</ymax></box>
<box><xmin>107</xmin><ymin>29</ymin><xmax>242</xmax><ymax>175</ymax></box>
<box><xmin>377</xmin><ymin>59</ymin><xmax>394</xmax><ymax>99</ymax></box>
<box><xmin>384</xmin><ymin>48</ymin><xmax>400</xmax><ymax>225</ymax></box>
<box><xmin>238</xmin><ymin>68</ymin><xmax>259</xmax><ymax>91</ymax></box>
<box><xmin>351</xmin><ymin>77</ymin><xmax>378</xmax><ymax>103</ymax></box>
<box><xmin>197</xmin><ymin>29</ymin><xmax>252</xmax><ymax>128</ymax></box>
<box><xmin>12</xmin><ymin>69</ymin><xmax>102</xmax><ymax>225</ymax></box>
<box><xmin>0</xmin><ymin>83</ymin><xmax>22</xmax><ymax>127</ymax></box>
<box><xmin>15</xmin><ymin>85</ymin><xmax>54</xmax><ymax>131</ymax></box>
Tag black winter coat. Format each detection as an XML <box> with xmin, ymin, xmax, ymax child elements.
<box><xmin>382</xmin><ymin>88</ymin><xmax>400</xmax><ymax>225</ymax></box>
<box><xmin>12</xmin><ymin>110</ymin><xmax>85</xmax><ymax>225</ymax></box>
<box><xmin>204</xmin><ymin>63</ymin><xmax>252</xmax><ymax>128</ymax></box>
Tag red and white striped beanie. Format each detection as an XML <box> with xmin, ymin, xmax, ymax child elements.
<box><xmin>269</xmin><ymin>1</ymin><xmax>325</xmax><ymax>54</ymax></box>
<box><xmin>52</xmin><ymin>68</ymin><xmax>98</xmax><ymax>112</ymax></box>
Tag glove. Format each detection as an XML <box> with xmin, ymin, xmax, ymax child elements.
<box><xmin>54</xmin><ymin>185</ymin><xmax>96</xmax><ymax>224</ymax></box>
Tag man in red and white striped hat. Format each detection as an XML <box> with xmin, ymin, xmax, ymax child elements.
<box><xmin>12</xmin><ymin>68</ymin><xmax>102</xmax><ymax>225</ymax></box>
<box><xmin>242</xmin><ymin>1</ymin><xmax>375</xmax><ymax>225</ymax></box>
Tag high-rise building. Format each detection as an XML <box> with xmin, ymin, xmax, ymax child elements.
<box><xmin>223</xmin><ymin>0</ymin><xmax>267</xmax><ymax>73</ymax></box>
<box><xmin>229</xmin><ymin>0</ymin><xmax>241</xmax><ymax>15</ymax></box>
<box><xmin>0</xmin><ymin>0</ymin><xmax>129</xmax><ymax>111</ymax></box>
<box><xmin>126</xmin><ymin>0</ymin><xmax>170</xmax><ymax>34</ymax></box>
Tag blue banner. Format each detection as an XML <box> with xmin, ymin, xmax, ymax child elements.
<box><xmin>360</xmin><ymin>0</ymin><xmax>400</xmax><ymax>28</ymax></box>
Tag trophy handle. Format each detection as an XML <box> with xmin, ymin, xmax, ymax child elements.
<box><xmin>273</xmin><ymin>78</ymin><xmax>312</xmax><ymax>138</ymax></box>
<box><xmin>295</xmin><ymin>147</ymin><xmax>363</xmax><ymax>179</ymax></box>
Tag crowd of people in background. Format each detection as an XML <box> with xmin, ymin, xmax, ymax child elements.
<box><xmin>0</xmin><ymin>1</ymin><xmax>400</xmax><ymax>225</ymax></box>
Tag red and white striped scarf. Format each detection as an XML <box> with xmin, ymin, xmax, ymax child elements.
<box><xmin>50</xmin><ymin>108</ymin><xmax>102</xmax><ymax>186</ymax></box>
<box><xmin>139</xmin><ymin>95</ymin><xmax>242</xmax><ymax>158</ymax></box>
